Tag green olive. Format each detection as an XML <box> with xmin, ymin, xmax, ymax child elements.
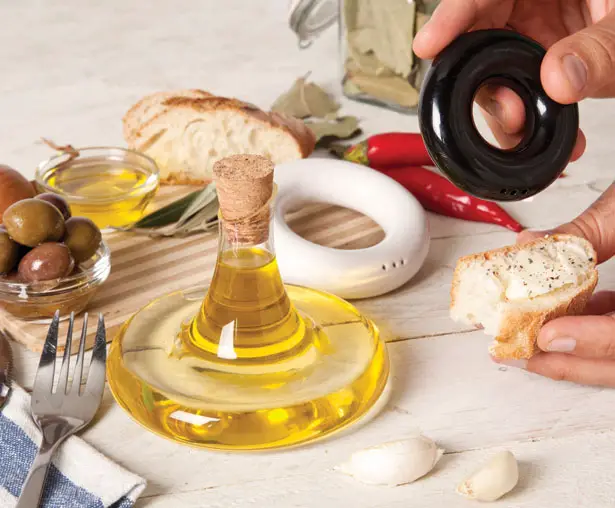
<box><xmin>3</xmin><ymin>199</ymin><xmax>66</xmax><ymax>247</ymax></box>
<box><xmin>0</xmin><ymin>228</ymin><xmax>19</xmax><ymax>274</ymax></box>
<box><xmin>64</xmin><ymin>217</ymin><xmax>102</xmax><ymax>263</ymax></box>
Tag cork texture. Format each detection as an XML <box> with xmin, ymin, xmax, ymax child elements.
<box><xmin>213</xmin><ymin>154</ymin><xmax>274</xmax><ymax>244</ymax></box>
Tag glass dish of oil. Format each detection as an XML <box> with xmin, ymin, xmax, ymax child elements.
<box><xmin>35</xmin><ymin>147</ymin><xmax>160</xmax><ymax>229</ymax></box>
<box><xmin>106</xmin><ymin>185</ymin><xmax>390</xmax><ymax>451</ymax></box>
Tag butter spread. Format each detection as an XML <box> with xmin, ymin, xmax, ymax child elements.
<box><xmin>450</xmin><ymin>238</ymin><xmax>594</xmax><ymax>336</ymax></box>
<box><xmin>484</xmin><ymin>240</ymin><xmax>592</xmax><ymax>301</ymax></box>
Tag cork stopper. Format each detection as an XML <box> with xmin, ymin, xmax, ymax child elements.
<box><xmin>213</xmin><ymin>154</ymin><xmax>275</xmax><ymax>244</ymax></box>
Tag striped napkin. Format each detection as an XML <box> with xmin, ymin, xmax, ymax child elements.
<box><xmin>0</xmin><ymin>383</ymin><xmax>146</xmax><ymax>508</ymax></box>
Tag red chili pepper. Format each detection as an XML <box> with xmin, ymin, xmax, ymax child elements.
<box><xmin>332</xmin><ymin>131</ymin><xmax>567</xmax><ymax>178</ymax></box>
<box><xmin>331</xmin><ymin>132</ymin><xmax>433</xmax><ymax>168</ymax></box>
<box><xmin>377</xmin><ymin>166</ymin><xmax>524</xmax><ymax>233</ymax></box>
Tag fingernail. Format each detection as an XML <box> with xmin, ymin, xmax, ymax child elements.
<box><xmin>546</xmin><ymin>337</ymin><xmax>576</xmax><ymax>352</ymax></box>
<box><xmin>497</xmin><ymin>359</ymin><xmax>528</xmax><ymax>369</ymax></box>
<box><xmin>562</xmin><ymin>54</ymin><xmax>587</xmax><ymax>92</ymax></box>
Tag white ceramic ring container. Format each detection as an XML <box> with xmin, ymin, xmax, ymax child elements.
<box><xmin>273</xmin><ymin>158</ymin><xmax>430</xmax><ymax>299</ymax></box>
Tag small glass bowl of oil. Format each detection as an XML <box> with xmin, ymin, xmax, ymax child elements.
<box><xmin>35</xmin><ymin>147</ymin><xmax>160</xmax><ymax>230</ymax></box>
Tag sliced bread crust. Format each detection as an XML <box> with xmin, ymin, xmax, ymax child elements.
<box><xmin>122</xmin><ymin>91</ymin><xmax>316</xmax><ymax>185</ymax></box>
<box><xmin>450</xmin><ymin>234</ymin><xmax>598</xmax><ymax>360</ymax></box>
<box><xmin>123</xmin><ymin>89</ymin><xmax>214</xmax><ymax>145</ymax></box>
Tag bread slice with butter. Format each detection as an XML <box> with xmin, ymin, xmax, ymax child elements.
<box><xmin>122</xmin><ymin>90</ymin><xmax>316</xmax><ymax>185</ymax></box>
<box><xmin>450</xmin><ymin>234</ymin><xmax>598</xmax><ymax>360</ymax></box>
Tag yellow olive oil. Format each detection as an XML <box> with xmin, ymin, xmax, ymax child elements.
<box><xmin>42</xmin><ymin>164</ymin><xmax>158</xmax><ymax>229</ymax></box>
<box><xmin>106</xmin><ymin>247</ymin><xmax>389</xmax><ymax>451</ymax></box>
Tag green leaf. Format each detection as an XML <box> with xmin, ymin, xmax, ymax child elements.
<box><xmin>114</xmin><ymin>183</ymin><xmax>220</xmax><ymax>237</ymax></box>
<box><xmin>173</xmin><ymin>183</ymin><xmax>217</xmax><ymax>229</ymax></box>
<box><xmin>132</xmin><ymin>189</ymin><xmax>204</xmax><ymax>229</ymax></box>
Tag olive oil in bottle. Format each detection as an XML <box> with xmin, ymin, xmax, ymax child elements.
<box><xmin>106</xmin><ymin>155</ymin><xmax>389</xmax><ymax>451</ymax></box>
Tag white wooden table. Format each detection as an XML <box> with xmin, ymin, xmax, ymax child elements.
<box><xmin>2</xmin><ymin>1</ymin><xmax>615</xmax><ymax>506</ymax></box>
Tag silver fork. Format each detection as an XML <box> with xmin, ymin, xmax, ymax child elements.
<box><xmin>16</xmin><ymin>311</ymin><xmax>106</xmax><ymax>508</ymax></box>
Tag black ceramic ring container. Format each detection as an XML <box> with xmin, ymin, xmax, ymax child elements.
<box><xmin>418</xmin><ymin>29</ymin><xmax>579</xmax><ymax>202</ymax></box>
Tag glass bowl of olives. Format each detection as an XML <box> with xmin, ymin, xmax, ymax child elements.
<box><xmin>0</xmin><ymin>193</ymin><xmax>111</xmax><ymax>322</ymax></box>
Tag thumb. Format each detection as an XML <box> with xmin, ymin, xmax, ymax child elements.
<box><xmin>541</xmin><ymin>10</ymin><xmax>615</xmax><ymax>104</ymax></box>
<box><xmin>517</xmin><ymin>183</ymin><xmax>615</xmax><ymax>263</ymax></box>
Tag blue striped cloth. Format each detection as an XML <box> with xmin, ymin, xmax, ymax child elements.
<box><xmin>0</xmin><ymin>384</ymin><xmax>146</xmax><ymax>507</ymax></box>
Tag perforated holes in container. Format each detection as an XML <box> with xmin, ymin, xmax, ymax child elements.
<box><xmin>500</xmin><ymin>188</ymin><xmax>529</xmax><ymax>197</ymax></box>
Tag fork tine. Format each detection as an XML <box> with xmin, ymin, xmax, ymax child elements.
<box><xmin>56</xmin><ymin>312</ymin><xmax>74</xmax><ymax>394</ymax></box>
<box><xmin>70</xmin><ymin>313</ymin><xmax>88</xmax><ymax>395</ymax></box>
<box><xmin>33</xmin><ymin>311</ymin><xmax>60</xmax><ymax>394</ymax></box>
<box><xmin>85</xmin><ymin>314</ymin><xmax>106</xmax><ymax>401</ymax></box>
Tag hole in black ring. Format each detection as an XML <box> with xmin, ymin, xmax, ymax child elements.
<box><xmin>382</xmin><ymin>264</ymin><xmax>387</xmax><ymax>271</ymax></box>
<box><xmin>472</xmin><ymin>81</ymin><xmax>526</xmax><ymax>151</ymax></box>
<box><xmin>392</xmin><ymin>262</ymin><xmax>397</xmax><ymax>268</ymax></box>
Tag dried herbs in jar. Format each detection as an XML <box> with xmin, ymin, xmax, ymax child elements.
<box><xmin>288</xmin><ymin>0</ymin><xmax>439</xmax><ymax>114</ymax></box>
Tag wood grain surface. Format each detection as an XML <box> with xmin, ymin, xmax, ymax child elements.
<box><xmin>0</xmin><ymin>185</ymin><xmax>385</xmax><ymax>353</ymax></box>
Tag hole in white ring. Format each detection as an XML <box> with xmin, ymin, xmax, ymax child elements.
<box><xmin>283</xmin><ymin>201</ymin><xmax>385</xmax><ymax>250</ymax></box>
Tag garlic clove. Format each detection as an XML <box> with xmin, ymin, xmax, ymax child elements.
<box><xmin>336</xmin><ymin>435</ymin><xmax>445</xmax><ymax>486</ymax></box>
<box><xmin>457</xmin><ymin>450</ymin><xmax>519</xmax><ymax>502</ymax></box>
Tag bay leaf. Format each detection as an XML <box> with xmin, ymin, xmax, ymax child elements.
<box><xmin>342</xmin><ymin>78</ymin><xmax>364</xmax><ymax>97</ymax></box>
<box><xmin>418</xmin><ymin>0</ymin><xmax>440</xmax><ymax>15</ymax></box>
<box><xmin>415</xmin><ymin>11</ymin><xmax>431</xmax><ymax>32</ymax></box>
<box><xmin>306</xmin><ymin>116</ymin><xmax>361</xmax><ymax>146</ymax></box>
<box><xmin>345</xmin><ymin>51</ymin><xmax>395</xmax><ymax>78</ymax></box>
<box><xmin>349</xmin><ymin>27</ymin><xmax>380</xmax><ymax>55</ymax></box>
<box><xmin>365</xmin><ymin>0</ymin><xmax>416</xmax><ymax>78</ymax></box>
<box><xmin>354</xmin><ymin>0</ymin><xmax>374</xmax><ymax>30</ymax></box>
<box><xmin>271</xmin><ymin>76</ymin><xmax>339</xmax><ymax>119</ymax></box>
<box><xmin>303</xmin><ymin>83</ymin><xmax>340</xmax><ymax>118</ymax></box>
<box><xmin>346</xmin><ymin>73</ymin><xmax>420</xmax><ymax>108</ymax></box>
<box><xmin>271</xmin><ymin>76</ymin><xmax>312</xmax><ymax>118</ymax></box>
<box><xmin>343</xmin><ymin>0</ymin><xmax>361</xmax><ymax>35</ymax></box>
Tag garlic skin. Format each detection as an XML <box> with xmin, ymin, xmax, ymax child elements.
<box><xmin>336</xmin><ymin>435</ymin><xmax>444</xmax><ymax>486</ymax></box>
<box><xmin>457</xmin><ymin>450</ymin><xmax>519</xmax><ymax>502</ymax></box>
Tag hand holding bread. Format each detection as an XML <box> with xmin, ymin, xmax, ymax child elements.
<box><xmin>453</xmin><ymin>183</ymin><xmax>615</xmax><ymax>387</ymax></box>
<box><xmin>451</xmin><ymin>234</ymin><xmax>598</xmax><ymax>360</ymax></box>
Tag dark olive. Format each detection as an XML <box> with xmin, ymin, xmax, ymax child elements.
<box><xmin>18</xmin><ymin>243</ymin><xmax>75</xmax><ymax>282</ymax></box>
<box><xmin>0</xmin><ymin>228</ymin><xmax>19</xmax><ymax>274</ymax></box>
<box><xmin>64</xmin><ymin>217</ymin><xmax>102</xmax><ymax>263</ymax></box>
<box><xmin>3</xmin><ymin>199</ymin><xmax>66</xmax><ymax>247</ymax></box>
<box><xmin>35</xmin><ymin>193</ymin><xmax>72</xmax><ymax>220</ymax></box>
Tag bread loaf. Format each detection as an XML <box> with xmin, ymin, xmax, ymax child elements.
<box><xmin>122</xmin><ymin>90</ymin><xmax>316</xmax><ymax>185</ymax></box>
<box><xmin>450</xmin><ymin>234</ymin><xmax>598</xmax><ymax>360</ymax></box>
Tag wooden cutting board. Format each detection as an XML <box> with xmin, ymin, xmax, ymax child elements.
<box><xmin>0</xmin><ymin>186</ymin><xmax>384</xmax><ymax>352</ymax></box>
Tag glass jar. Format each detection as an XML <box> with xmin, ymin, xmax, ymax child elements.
<box><xmin>289</xmin><ymin>0</ymin><xmax>440</xmax><ymax>114</ymax></box>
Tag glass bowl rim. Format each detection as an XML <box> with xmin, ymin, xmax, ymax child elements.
<box><xmin>34</xmin><ymin>146</ymin><xmax>160</xmax><ymax>203</ymax></box>
<box><xmin>0</xmin><ymin>240</ymin><xmax>111</xmax><ymax>298</ymax></box>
